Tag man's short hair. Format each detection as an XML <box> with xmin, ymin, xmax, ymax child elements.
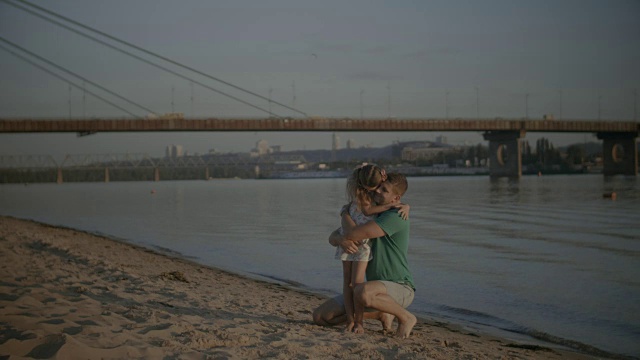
<box><xmin>386</xmin><ymin>172</ymin><xmax>408</xmax><ymax>197</ymax></box>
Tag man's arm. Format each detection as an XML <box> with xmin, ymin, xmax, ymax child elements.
<box><xmin>344</xmin><ymin>221</ymin><xmax>386</xmax><ymax>244</ymax></box>
<box><xmin>328</xmin><ymin>228</ymin><xmax>342</xmax><ymax>247</ymax></box>
<box><xmin>329</xmin><ymin>210</ymin><xmax>358</xmax><ymax>247</ymax></box>
<box><xmin>331</xmin><ymin>220</ymin><xmax>387</xmax><ymax>254</ymax></box>
<box><xmin>340</xmin><ymin>209</ymin><xmax>357</xmax><ymax>233</ymax></box>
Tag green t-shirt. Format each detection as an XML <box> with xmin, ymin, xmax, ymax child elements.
<box><xmin>366</xmin><ymin>209</ymin><xmax>415</xmax><ymax>290</ymax></box>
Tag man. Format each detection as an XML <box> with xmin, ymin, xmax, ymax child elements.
<box><xmin>313</xmin><ymin>172</ymin><xmax>417</xmax><ymax>338</ymax></box>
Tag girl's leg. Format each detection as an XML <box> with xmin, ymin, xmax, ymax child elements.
<box><xmin>342</xmin><ymin>261</ymin><xmax>355</xmax><ymax>332</ymax></box>
<box><xmin>351</xmin><ymin>260</ymin><xmax>368</xmax><ymax>334</ymax></box>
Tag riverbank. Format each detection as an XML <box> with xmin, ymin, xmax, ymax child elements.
<box><xmin>0</xmin><ymin>216</ymin><xmax>605</xmax><ymax>359</ymax></box>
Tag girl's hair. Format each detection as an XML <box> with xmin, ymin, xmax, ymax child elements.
<box><xmin>346</xmin><ymin>164</ymin><xmax>386</xmax><ymax>210</ymax></box>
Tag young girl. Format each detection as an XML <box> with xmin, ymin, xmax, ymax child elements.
<box><xmin>335</xmin><ymin>163</ymin><xmax>409</xmax><ymax>334</ymax></box>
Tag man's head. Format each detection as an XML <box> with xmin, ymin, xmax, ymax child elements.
<box><xmin>374</xmin><ymin>172</ymin><xmax>408</xmax><ymax>205</ymax></box>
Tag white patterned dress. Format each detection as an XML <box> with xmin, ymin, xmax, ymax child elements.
<box><xmin>334</xmin><ymin>202</ymin><xmax>375</xmax><ymax>262</ymax></box>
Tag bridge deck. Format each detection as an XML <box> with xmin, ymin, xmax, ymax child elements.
<box><xmin>1</xmin><ymin>118</ymin><xmax>638</xmax><ymax>133</ymax></box>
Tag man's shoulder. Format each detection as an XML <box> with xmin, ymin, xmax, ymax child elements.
<box><xmin>379</xmin><ymin>207</ymin><xmax>401</xmax><ymax>217</ymax></box>
<box><xmin>376</xmin><ymin>208</ymin><xmax>408</xmax><ymax>225</ymax></box>
<box><xmin>379</xmin><ymin>207</ymin><xmax>399</xmax><ymax>214</ymax></box>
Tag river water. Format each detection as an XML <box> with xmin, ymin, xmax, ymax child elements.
<box><xmin>1</xmin><ymin>175</ymin><xmax>638</xmax><ymax>357</ymax></box>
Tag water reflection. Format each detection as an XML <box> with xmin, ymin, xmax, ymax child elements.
<box><xmin>489</xmin><ymin>177</ymin><xmax>521</xmax><ymax>203</ymax></box>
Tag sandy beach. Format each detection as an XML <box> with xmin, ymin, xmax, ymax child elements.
<box><xmin>0</xmin><ymin>215</ymin><xmax>602</xmax><ymax>359</ymax></box>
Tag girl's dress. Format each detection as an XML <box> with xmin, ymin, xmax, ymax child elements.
<box><xmin>334</xmin><ymin>202</ymin><xmax>374</xmax><ymax>262</ymax></box>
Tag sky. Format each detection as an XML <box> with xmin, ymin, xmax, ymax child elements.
<box><xmin>1</xmin><ymin>0</ymin><xmax>639</xmax><ymax>161</ymax></box>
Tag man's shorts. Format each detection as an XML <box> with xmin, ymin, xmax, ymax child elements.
<box><xmin>333</xmin><ymin>280</ymin><xmax>415</xmax><ymax>310</ymax></box>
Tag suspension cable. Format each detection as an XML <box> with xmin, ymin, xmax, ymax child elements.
<box><xmin>0</xmin><ymin>36</ymin><xmax>158</xmax><ymax>116</ymax></box>
<box><xmin>1</xmin><ymin>0</ymin><xmax>280</xmax><ymax>118</ymax></box>
<box><xmin>4</xmin><ymin>0</ymin><xmax>308</xmax><ymax>117</ymax></box>
<box><xmin>0</xmin><ymin>43</ymin><xmax>141</xmax><ymax>118</ymax></box>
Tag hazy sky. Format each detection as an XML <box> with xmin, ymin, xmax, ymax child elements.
<box><xmin>1</xmin><ymin>0</ymin><xmax>639</xmax><ymax>160</ymax></box>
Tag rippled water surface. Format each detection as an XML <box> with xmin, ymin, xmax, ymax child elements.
<box><xmin>1</xmin><ymin>175</ymin><xmax>638</xmax><ymax>357</ymax></box>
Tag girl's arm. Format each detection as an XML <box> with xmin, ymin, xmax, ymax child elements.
<box><xmin>341</xmin><ymin>211</ymin><xmax>357</xmax><ymax>233</ymax></box>
<box><xmin>340</xmin><ymin>203</ymin><xmax>357</xmax><ymax>233</ymax></box>
<box><xmin>359</xmin><ymin>202</ymin><xmax>394</xmax><ymax>217</ymax></box>
<box><xmin>361</xmin><ymin>202</ymin><xmax>410</xmax><ymax>220</ymax></box>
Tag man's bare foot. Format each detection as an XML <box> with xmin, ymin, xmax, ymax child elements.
<box><xmin>344</xmin><ymin>322</ymin><xmax>355</xmax><ymax>333</ymax></box>
<box><xmin>395</xmin><ymin>313</ymin><xmax>417</xmax><ymax>339</ymax></box>
<box><xmin>378</xmin><ymin>313</ymin><xmax>395</xmax><ymax>332</ymax></box>
<box><xmin>353</xmin><ymin>323</ymin><xmax>365</xmax><ymax>334</ymax></box>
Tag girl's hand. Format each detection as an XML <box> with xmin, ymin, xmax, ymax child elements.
<box><xmin>395</xmin><ymin>203</ymin><xmax>410</xmax><ymax>220</ymax></box>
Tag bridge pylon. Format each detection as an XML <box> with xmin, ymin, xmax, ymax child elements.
<box><xmin>597</xmin><ymin>132</ymin><xmax>638</xmax><ymax>176</ymax></box>
<box><xmin>483</xmin><ymin>130</ymin><xmax>525</xmax><ymax>179</ymax></box>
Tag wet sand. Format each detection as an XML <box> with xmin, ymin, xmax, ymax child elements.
<box><xmin>0</xmin><ymin>216</ymin><xmax>601</xmax><ymax>359</ymax></box>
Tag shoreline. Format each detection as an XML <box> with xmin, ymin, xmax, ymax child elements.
<box><xmin>0</xmin><ymin>215</ymin><xmax>619</xmax><ymax>359</ymax></box>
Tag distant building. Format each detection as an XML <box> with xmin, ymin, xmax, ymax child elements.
<box><xmin>332</xmin><ymin>133</ymin><xmax>340</xmax><ymax>151</ymax></box>
<box><xmin>346</xmin><ymin>138</ymin><xmax>356</xmax><ymax>149</ymax></box>
<box><xmin>257</xmin><ymin>140</ymin><xmax>270</xmax><ymax>155</ymax></box>
<box><xmin>435</xmin><ymin>135</ymin><xmax>448</xmax><ymax>144</ymax></box>
<box><xmin>251</xmin><ymin>139</ymin><xmax>274</xmax><ymax>157</ymax></box>
<box><xmin>166</xmin><ymin>144</ymin><xmax>184</xmax><ymax>158</ymax></box>
<box><xmin>401</xmin><ymin>141</ymin><xmax>454</xmax><ymax>162</ymax></box>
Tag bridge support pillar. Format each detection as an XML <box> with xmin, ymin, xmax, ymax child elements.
<box><xmin>104</xmin><ymin>167</ymin><xmax>110</xmax><ymax>183</ymax></box>
<box><xmin>56</xmin><ymin>168</ymin><xmax>63</xmax><ymax>184</ymax></box>
<box><xmin>154</xmin><ymin>167</ymin><xmax>160</xmax><ymax>181</ymax></box>
<box><xmin>483</xmin><ymin>130</ymin><xmax>525</xmax><ymax>179</ymax></box>
<box><xmin>597</xmin><ymin>132</ymin><xmax>638</xmax><ymax>176</ymax></box>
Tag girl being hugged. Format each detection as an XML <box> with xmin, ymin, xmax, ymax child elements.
<box><xmin>335</xmin><ymin>163</ymin><xmax>409</xmax><ymax>334</ymax></box>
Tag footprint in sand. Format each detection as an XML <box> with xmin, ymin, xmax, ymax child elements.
<box><xmin>0</xmin><ymin>324</ymin><xmax>37</xmax><ymax>343</ymax></box>
<box><xmin>24</xmin><ymin>333</ymin><xmax>66</xmax><ymax>359</ymax></box>
<box><xmin>62</xmin><ymin>326</ymin><xmax>83</xmax><ymax>335</ymax></box>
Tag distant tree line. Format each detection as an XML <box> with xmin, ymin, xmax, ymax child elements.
<box><xmin>364</xmin><ymin>138</ymin><xmax>605</xmax><ymax>174</ymax></box>
<box><xmin>353</xmin><ymin>138</ymin><xmax>609</xmax><ymax>174</ymax></box>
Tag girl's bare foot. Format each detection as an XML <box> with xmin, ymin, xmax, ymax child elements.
<box><xmin>344</xmin><ymin>322</ymin><xmax>355</xmax><ymax>333</ymax></box>
<box><xmin>395</xmin><ymin>313</ymin><xmax>417</xmax><ymax>339</ymax></box>
<box><xmin>353</xmin><ymin>323</ymin><xmax>365</xmax><ymax>334</ymax></box>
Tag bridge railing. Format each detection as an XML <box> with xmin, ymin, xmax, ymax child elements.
<box><xmin>0</xmin><ymin>155</ymin><xmax>58</xmax><ymax>169</ymax></box>
<box><xmin>1</xmin><ymin>118</ymin><xmax>638</xmax><ymax>133</ymax></box>
<box><xmin>0</xmin><ymin>153</ymin><xmax>308</xmax><ymax>170</ymax></box>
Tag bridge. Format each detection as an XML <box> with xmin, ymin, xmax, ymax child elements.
<box><xmin>1</xmin><ymin>117</ymin><xmax>639</xmax><ymax>178</ymax></box>
<box><xmin>0</xmin><ymin>152</ymin><xmax>308</xmax><ymax>183</ymax></box>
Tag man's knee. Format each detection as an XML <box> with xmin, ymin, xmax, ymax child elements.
<box><xmin>312</xmin><ymin>306</ymin><xmax>326</xmax><ymax>326</ymax></box>
<box><xmin>354</xmin><ymin>283</ymin><xmax>375</xmax><ymax>308</ymax></box>
<box><xmin>312</xmin><ymin>298</ymin><xmax>344</xmax><ymax>326</ymax></box>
